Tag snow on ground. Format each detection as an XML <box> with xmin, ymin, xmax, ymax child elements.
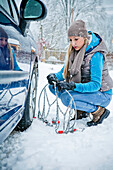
<box><xmin>0</xmin><ymin>61</ymin><xmax>113</xmax><ymax>170</ymax></box>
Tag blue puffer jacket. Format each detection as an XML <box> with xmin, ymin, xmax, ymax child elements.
<box><xmin>55</xmin><ymin>31</ymin><xmax>112</xmax><ymax>95</ymax></box>
<box><xmin>12</xmin><ymin>49</ymin><xmax>21</xmax><ymax>71</ymax></box>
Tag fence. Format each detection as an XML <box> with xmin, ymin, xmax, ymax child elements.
<box><xmin>42</xmin><ymin>47</ymin><xmax>113</xmax><ymax>70</ymax></box>
<box><xmin>42</xmin><ymin>47</ymin><xmax>66</xmax><ymax>64</ymax></box>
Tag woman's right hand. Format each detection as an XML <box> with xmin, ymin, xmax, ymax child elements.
<box><xmin>47</xmin><ymin>73</ymin><xmax>58</xmax><ymax>85</ymax></box>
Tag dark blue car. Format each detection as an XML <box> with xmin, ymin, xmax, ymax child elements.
<box><xmin>0</xmin><ymin>0</ymin><xmax>47</xmax><ymax>143</ymax></box>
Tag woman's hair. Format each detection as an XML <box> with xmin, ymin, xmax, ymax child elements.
<box><xmin>63</xmin><ymin>43</ymin><xmax>73</xmax><ymax>80</ymax></box>
<box><xmin>63</xmin><ymin>37</ymin><xmax>88</xmax><ymax>80</ymax></box>
<box><xmin>7</xmin><ymin>43</ymin><xmax>14</xmax><ymax>69</ymax></box>
<box><xmin>7</xmin><ymin>43</ymin><xmax>14</xmax><ymax>70</ymax></box>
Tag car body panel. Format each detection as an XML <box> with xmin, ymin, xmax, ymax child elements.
<box><xmin>0</xmin><ymin>0</ymin><xmax>47</xmax><ymax>143</ymax></box>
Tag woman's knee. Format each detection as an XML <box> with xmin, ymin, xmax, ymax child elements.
<box><xmin>48</xmin><ymin>84</ymin><xmax>56</xmax><ymax>95</ymax></box>
<box><xmin>60</xmin><ymin>92</ymin><xmax>71</xmax><ymax>107</ymax></box>
<box><xmin>49</xmin><ymin>84</ymin><xmax>63</xmax><ymax>98</ymax></box>
<box><xmin>48</xmin><ymin>84</ymin><xmax>54</xmax><ymax>92</ymax></box>
<box><xmin>101</xmin><ymin>94</ymin><xmax>112</xmax><ymax>107</ymax></box>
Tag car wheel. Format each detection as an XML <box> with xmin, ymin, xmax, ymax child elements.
<box><xmin>16</xmin><ymin>61</ymin><xmax>38</xmax><ymax>131</ymax></box>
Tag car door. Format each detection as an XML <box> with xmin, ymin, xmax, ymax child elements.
<box><xmin>0</xmin><ymin>0</ymin><xmax>31</xmax><ymax>111</ymax></box>
<box><xmin>0</xmin><ymin>0</ymin><xmax>47</xmax><ymax>143</ymax></box>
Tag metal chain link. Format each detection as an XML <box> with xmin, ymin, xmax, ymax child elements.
<box><xmin>38</xmin><ymin>83</ymin><xmax>84</xmax><ymax>133</ymax></box>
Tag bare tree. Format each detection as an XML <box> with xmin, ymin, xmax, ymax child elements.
<box><xmin>59</xmin><ymin>0</ymin><xmax>102</xmax><ymax>31</ymax></box>
<box><xmin>30</xmin><ymin>0</ymin><xmax>113</xmax><ymax>52</ymax></box>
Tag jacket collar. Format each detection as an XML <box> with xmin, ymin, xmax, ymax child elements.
<box><xmin>85</xmin><ymin>31</ymin><xmax>101</xmax><ymax>54</ymax></box>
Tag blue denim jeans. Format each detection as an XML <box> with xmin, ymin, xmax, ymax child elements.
<box><xmin>48</xmin><ymin>85</ymin><xmax>112</xmax><ymax>113</ymax></box>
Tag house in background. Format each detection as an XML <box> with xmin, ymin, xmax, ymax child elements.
<box><xmin>8</xmin><ymin>38</ymin><xmax>21</xmax><ymax>52</ymax></box>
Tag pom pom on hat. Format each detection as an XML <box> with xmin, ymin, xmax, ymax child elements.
<box><xmin>68</xmin><ymin>20</ymin><xmax>88</xmax><ymax>38</ymax></box>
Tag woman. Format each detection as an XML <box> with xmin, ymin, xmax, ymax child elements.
<box><xmin>0</xmin><ymin>27</ymin><xmax>21</xmax><ymax>70</ymax></box>
<box><xmin>47</xmin><ymin>20</ymin><xmax>113</xmax><ymax>127</ymax></box>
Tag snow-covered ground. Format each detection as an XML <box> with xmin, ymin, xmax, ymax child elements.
<box><xmin>0</xmin><ymin>61</ymin><xmax>113</xmax><ymax>170</ymax></box>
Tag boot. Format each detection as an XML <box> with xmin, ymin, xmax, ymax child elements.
<box><xmin>77</xmin><ymin>110</ymin><xmax>89</xmax><ymax>119</ymax></box>
<box><xmin>87</xmin><ymin>106</ymin><xmax>110</xmax><ymax>127</ymax></box>
<box><xmin>70</xmin><ymin>110</ymin><xmax>89</xmax><ymax>120</ymax></box>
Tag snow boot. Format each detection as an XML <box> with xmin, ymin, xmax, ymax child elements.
<box><xmin>70</xmin><ymin>110</ymin><xmax>89</xmax><ymax>120</ymax></box>
<box><xmin>87</xmin><ymin>106</ymin><xmax>110</xmax><ymax>127</ymax></box>
<box><xmin>77</xmin><ymin>110</ymin><xmax>89</xmax><ymax>119</ymax></box>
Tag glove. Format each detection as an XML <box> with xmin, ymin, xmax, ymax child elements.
<box><xmin>47</xmin><ymin>73</ymin><xmax>58</xmax><ymax>85</ymax></box>
<box><xmin>56</xmin><ymin>81</ymin><xmax>76</xmax><ymax>92</ymax></box>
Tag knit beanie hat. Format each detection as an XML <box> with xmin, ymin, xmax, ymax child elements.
<box><xmin>0</xmin><ymin>27</ymin><xmax>8</xmax><ymax>38</ymax></box>
<box><xmin>68</xmin><ymin>20</ymin><xmax>88</xmax><ymax>38</ymax></box>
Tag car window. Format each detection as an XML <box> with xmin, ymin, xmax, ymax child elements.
<box><xmin>0</xmin><ymin>0</ymin><xmax>11</xmax><ymax>16</ymax></box>
<box><xmin>0</xmin><ymin>12</ymin><xmax>11</xmax><ymax>24</ymax></box>
<box><xmin>9</xmin><ymin>0</ymin><xmax>19</xmax><ymax>24</ymax></box>
<box><xmin>14</xmin><ymin>0</ymin><xmax>22</xmax><ymax>11</ymax></box>
<box><xmin>0</xmin><ymin>0</ymin><xmax>19</xmax><ymax>24</ymax></box>
<box><xmin>0</xmin><ymin>27</ymin><xmax>21</xmax><ymax>71</ymax></box>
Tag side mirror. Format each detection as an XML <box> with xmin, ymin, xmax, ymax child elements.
<box><xmin>20</xmin><ymin>0</ymin><xmax>47</xmax><ymax>21</ymax></box>
<box><xmin>19</xmin><ymin>0</ymin><xmax>47</xmax><ymax>34</ymax></box>
<box><xmin>23</xmin><ymin>0</ymin><xmax>47</xmax><ymax>20</ymax></box>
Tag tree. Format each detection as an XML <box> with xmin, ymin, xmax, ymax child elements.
<box><xmin>59</xmin><ymin>0</ymin><xmax>102</xmax><ymax>31</ymax></box>
<box><xmin>30</xmin><ymin>0</ymin><xmax>113</xmax><ymax>52</ymax></box>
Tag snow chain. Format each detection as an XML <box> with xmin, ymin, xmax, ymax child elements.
<box><xmin>38</xmin><ymin>83</ymin><xmax>80</xmax><ymax>134</ymax></box>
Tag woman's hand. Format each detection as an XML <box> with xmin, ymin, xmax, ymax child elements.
<box><xmin>56</xmin><ymin>81</ymin><xmax>76</xmax><ymax>91</ymax></box>
<box><xmin>47</xmin><ymin>73</ymin><xmax>58</xmax><ymax>85</ymax></box>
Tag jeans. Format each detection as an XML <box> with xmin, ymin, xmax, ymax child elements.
<box><xmin>48</xmin><ymin>85</ymin><xmax>112</xmax><ymax>113</ymax></box>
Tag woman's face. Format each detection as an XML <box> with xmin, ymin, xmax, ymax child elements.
<box><xmin>69</xmin><ymin>36</ymin><xmax>85</xmax><ymax>51</ymax></box>
<box><xmin>0</xmin><ymin>37</ymin><xmax>8</xmax><ymax>48</ymax></box>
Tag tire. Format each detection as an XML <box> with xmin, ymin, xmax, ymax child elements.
<box><xmin>16</xmin><ymin>61</ymin><xmax>38</xmax><ymax>131</ymax></box>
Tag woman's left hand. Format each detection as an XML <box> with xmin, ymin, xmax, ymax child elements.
<box><xmin>56</xmin><ymin>81</ymin><xmax>76</xmax><ymax>91</ymax></box>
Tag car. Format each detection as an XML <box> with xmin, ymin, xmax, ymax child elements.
<box><xmin>0</xmin><ymin>0</ymin><xmax>47</xmax><ymax>144</ymax></box>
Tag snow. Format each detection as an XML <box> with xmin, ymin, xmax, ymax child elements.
<box><xmin>0</xmin><ymin>61</ymin><xmax>113</xmax><ymax>170</ymax></box>
<box><xmin>8</xmin><ymin>38</ymin><xmax>20</xmax><ymax>45</ymax></box>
